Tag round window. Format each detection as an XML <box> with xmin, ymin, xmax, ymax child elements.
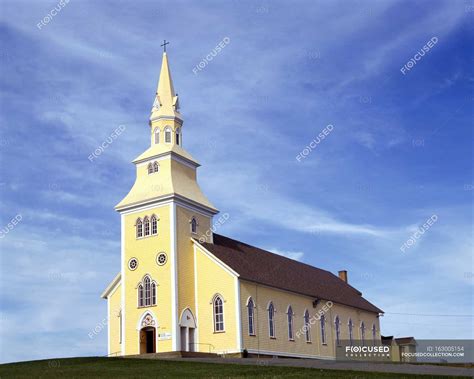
<box><xmin>156</xmin><ymin>252</ymin><xmax>167</xmax><ymax>266</ymax></box>
<box><xmin>128</xmin><ymin>258</ymin><xmax>138</xmax><ymax>271</ymax></box>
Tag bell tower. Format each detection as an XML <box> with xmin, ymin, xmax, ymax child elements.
<box><xmin>115</xmin><ymin>50</ymin><xmax>218</xmax><ymax>355</ymax></box>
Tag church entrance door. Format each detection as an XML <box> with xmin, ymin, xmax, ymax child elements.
<box><xmin>140</xmin><ymin>327</ymin><xmax>156</xmax><ymax>354</ymax></box>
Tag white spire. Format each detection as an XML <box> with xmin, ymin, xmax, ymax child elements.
<box><xmin>151</xmin><ymin>52</ymin><xmax>181</xmax><ymax>120</ymax></box>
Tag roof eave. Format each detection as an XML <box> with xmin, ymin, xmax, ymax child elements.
<box><xmin>101</xmin><ymin>273</ymin><xmax>121</xmax><ymax>299</ymax></box>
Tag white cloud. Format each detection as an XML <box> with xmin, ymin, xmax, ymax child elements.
<box><xmin>268</xmin><ymin>248</ymin><xmax>305</xmax><ymax>261</ymax></box>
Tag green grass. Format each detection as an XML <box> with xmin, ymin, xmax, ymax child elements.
<box><xmin>0</xmin><ymin>357</ymin><xmax>469</xmax><ymax>378</ymax></box>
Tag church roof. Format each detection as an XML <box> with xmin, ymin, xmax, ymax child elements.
<box><xmin>132</xmin><ymin>143</ymin><xmax>198</xmax><ymax>166</ymax></box>
<box><xmin>200</xmin><ymin>234</ymin><xmax>383</xmax><ymax>314</ymax></box>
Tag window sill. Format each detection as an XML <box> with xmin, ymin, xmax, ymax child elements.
<box><xmin>289</xmin><ymin>339</ymin><xmax>295</xmax><ymax>342</ymax></box>
<box><xmin>137</xmin><ymin>305</ymin><xmax>157</xmax><ymax>309</ymax></box>
<box><xmin>136</xmin><ymin>233</ymin><xmax>158</xmax><ymax>240</ymax></box>
<box><xmin>306</xmin><ymin>341</ymin><xmax>312</xmax><ymax>344</ymax></box>
<box><xmin>270</xmin><ymin>337</ymin><xmax>276</xmax><ymax>340</ymax></box>
<box><xmin>321</xmin><ymin>343</ymin><xmax>327</xmax><ymax>346</ymax></box>
<box><xmin>249</xmin><ymin>334</ymin><xmax>256</xmax><ymax>337</ymax></box>
<box><xmin>213</xmin><ymin>330</ymin><xmax>226</xmax><ymax>334</ymax></box>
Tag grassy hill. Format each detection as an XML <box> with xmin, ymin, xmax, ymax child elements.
<box><xmin>0</xmin><ymin>357</ymin><xmax>467</xmax><ymax>378</ymax></box>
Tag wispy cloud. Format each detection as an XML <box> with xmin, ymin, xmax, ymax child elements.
<box><xmin>268</xmin><ymin>248</ymin><xmax>305</xmax><ymax>261</ymax></box>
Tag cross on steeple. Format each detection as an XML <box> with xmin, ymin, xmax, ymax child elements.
<box><xmin>161</xmin><ymin>40</ymin><xmax>170</xmax><ymax>52</ymax></box>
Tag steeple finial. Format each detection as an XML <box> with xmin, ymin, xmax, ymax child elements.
<box><xmin>161</xmin><ymin>39</ymin><xmax>170</xmax><ymax>52</ymax></box>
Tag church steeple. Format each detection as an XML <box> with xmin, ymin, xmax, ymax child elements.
<box><xmin>116</xmin><ymin>50</ymin><xmax>218</xmax><ymax>215</ymax></box>
<box><xmin>151</xmin><ymin>52</ymin><xmax>181</xmax><ymax>121</ymax></box>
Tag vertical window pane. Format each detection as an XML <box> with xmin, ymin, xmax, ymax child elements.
<box><xmin>349</xmin><ymin>319</ymin><xmax>353</xmax><ymax>346</ymax></box>
<box><xmin>248</xmin><ymin>300</ymin><xmax>254</xmax><ymax>335</ymax></box>
<box><xmin>321</xmin><ymin>315</ymin><xmax>326</xmax><ymax>344</ymax></box>
<box><xmin>268</xmin><ymin>303</ymin><xmax>275</xmax><ymax>338</ymax></box>
<box><xmin>144</xmin><ymin>217</ymin><xmax>150</xmax><ymax>236</ymax></box>
<box><xmin>137</xmin><ymin>220</ymin><xmax>143</xmax><ymax>238</ymax></box>
<box><xmin>145</xmin><ymin>277</ymin><xmax>151</xmax><ymax>306</ymax></box>
<box><xmin>304</xmin><ymin>311</ymin><xmax>311</xmax><ymax>342</ymax></box>
<box><xmin>151</xmin><ymin>216</ymin><xmax>157</xmax><ymax>235</ymax></box>
<box><xmin>213</xmin><ymin>296</ymin><xmax>224</xmax><ymax>332</ymax></box>
<box><xmin>287</xmin><ymin>307</ymin><xmax>293</xmax><ymax>340</ymax></box>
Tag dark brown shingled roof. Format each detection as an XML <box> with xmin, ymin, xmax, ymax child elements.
<box><xmin>200</xmin><ymin>234</ymin><xmax>383</xmax><ymax>314</ymax></box>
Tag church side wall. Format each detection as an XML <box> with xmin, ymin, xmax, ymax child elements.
<box><xmin>194</xmin><ymin>245</ymin><xmax>238</xmax><ymax>354</ymax></box>
<box><xmin>108</xmin><ymin>283</ymin><xmax>122</xmax><ymax>356</ymax></box>
<box><xmin>240</xmin><ymin>280</ymin><xmax>380</xmax><ymax>359</ymax></box>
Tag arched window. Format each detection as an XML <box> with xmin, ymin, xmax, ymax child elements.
<box><xmin>138</xmin><ymin>284</ymin><xmax>144</xmax><ymax>307</ymax></box>
<box><xmin>147</xmin><ymin>163</ymin><xmax>153</xmax><ymax>174</ymax></box>
<box><xmin>304</xmin><ymin>310</ymin><xmax>311</xmax><ymax>342</ymax></box>
<box><xmin>372</xmin><ymin>324</ymin><xmax>377</xmax><ymax>346</ymax></box>
<box><xmin>144</xmin><ymin>276</ymin><xmax>151</xmax><ymax>306</ymax></box>
<box><xmin>164</xmin><ymin>127</ymin><xmax>172</xmax><ymax>143</ymax></box>
<box><xmin>247</xmin><ymin>298</ymin><xmax>255</xmax><ymax>335</ymax></box>
<box><xmin>138</xmin><ymin>276</ymin><xmax>157</xmax><ymax>307</ymax></box>
<box><xmin>268</xmin><ymin>302</ymin><xmax>275</xmax><ymax>338</ymax></box>
<box><xmin>154</xmin><ymin>128</ymin><xmax>160</xmax><ymax>144</ymax></box>
<box><xmin>287</xmin><ymin>306</ymin><xmax>294</xmax><ymax>340</ymax></box>
<box><xmin>213</xmin><ymin>295</ymin><xmax>224</xmax><ymax>332</ymax></box>
<box><xmin>360</xmin><ymin>322</ymin><xmax>366</xmax><ymax>346</ymax></box>
<box><xmin>348</xmin><ymin>319</ymin><xmax>354</xmax><ymax>346</ymax></box>
<box><xmin>151</xmin><ymin>215</ymin><xmax>158</xmax><ymax>235</ymax></box>
<box><xmin>190</xmin><ymin>217</ymin><xmax>198</xmax><ymax>234</ymax></box>
<box><xmin>144</xmin><ymin>216</ymin><xmax>150</xmax><ymax>236</ymax></box>
<box><xmin>153</xmin><ymin>161</ymin><xmax>159</xmax><ymax>173</ymax></box>
<box><xmin>175</xmin><ymin>127</ymin><xmax>181</xmax><ymax>146</ymax></box>
<box><xmin>335</xmin><ymin>316</ymin><xmax>341</xmax><ymax>346</ymax></box>
<box><xmin>136</xmin><ymin>218</ymin><xmax>143</xmax><ymax>238</ymax></box>
<box><xmin>320</xmin><ymin>314</ymin><xmax>326</xmax><ymax>344</ymax></box>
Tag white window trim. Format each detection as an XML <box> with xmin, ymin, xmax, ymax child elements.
<box><xmin>150</xmin><ymin>214</ymin><xmax>159</xmax><ymax>235</ymax></box>
<box><xmin>348</xmin><ymin>318</ymin><xmax>354</xmax><ymax>346</ymax></box>
<box><xmin>175</xmin><ymin>127</ymin><xmax>181</xmax><ymax>146</ymax></box>
<box><xmin>320</xmin><ymin>314</ymin><xmax>327</xmax><ymax>345</ymax></box>
<box><xmin>212</xmin><ymin>293</ymin><xmax>225</xmax><ymax>333</ymax></box>
<box><xmin>190</xmin><ymin>217</ymin><xmax>198</xmax><ymax>234</ymax></box>
<box><xmin>334</xmin><ymin>315</ymin><xmax>341</xmax><ymax>346</ymax></box>
<box><xmin>154</xmin><ymin>127</ymin><xmax>160</xmax><ymax>144</ymax></box>
<box><xmin>136</xmin><ymin>215</ymin><xmax>159</xmax><ymax>239</ymax></box>
<box><xmin>136</xmin><ymin>218</ymin><xmax>143</xmax><ymax>238</ymax></box>
<box><xmin>287</xmin><ymin>305</ymin><xmax>295</xmax><ymax>341</ymax></box>
<box><xmin>304</xmin><ymin>309</ymin><xmax>311</xmax><ymax>343</ymax></box>
<box><xmin>164</xmin><ymin>126</ymin><xmax>172</xmax><ymax>144</ymax></box>
<box><xmin>137</xmin><ymin>274</ymin><xmax>158</xmax><ymax>308</ymax></box>
<box><xmin>143</xmin><ymin>216</ymin><xmax>150</xmax><ymax>237</ymax></box>
<box><xmin>247</xmin><ymin>297</ymin><xmax>256</xmax><ymax>336</ymax></box>
<box><xmin>267</xmin><ymin>301</ymin><xmax>276</xmax><ymax>339</ymax></box>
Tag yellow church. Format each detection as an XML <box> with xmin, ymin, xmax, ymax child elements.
<box><xmin>101</xmin><ymin>51</ymin><xmax>383</xmax><ymax>359</ymax></box>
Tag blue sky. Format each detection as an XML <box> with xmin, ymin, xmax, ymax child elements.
<box><xmin>0</xmin><ymin>0</ymin><xmax>472</xmax><ymax>363</ymax></box>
